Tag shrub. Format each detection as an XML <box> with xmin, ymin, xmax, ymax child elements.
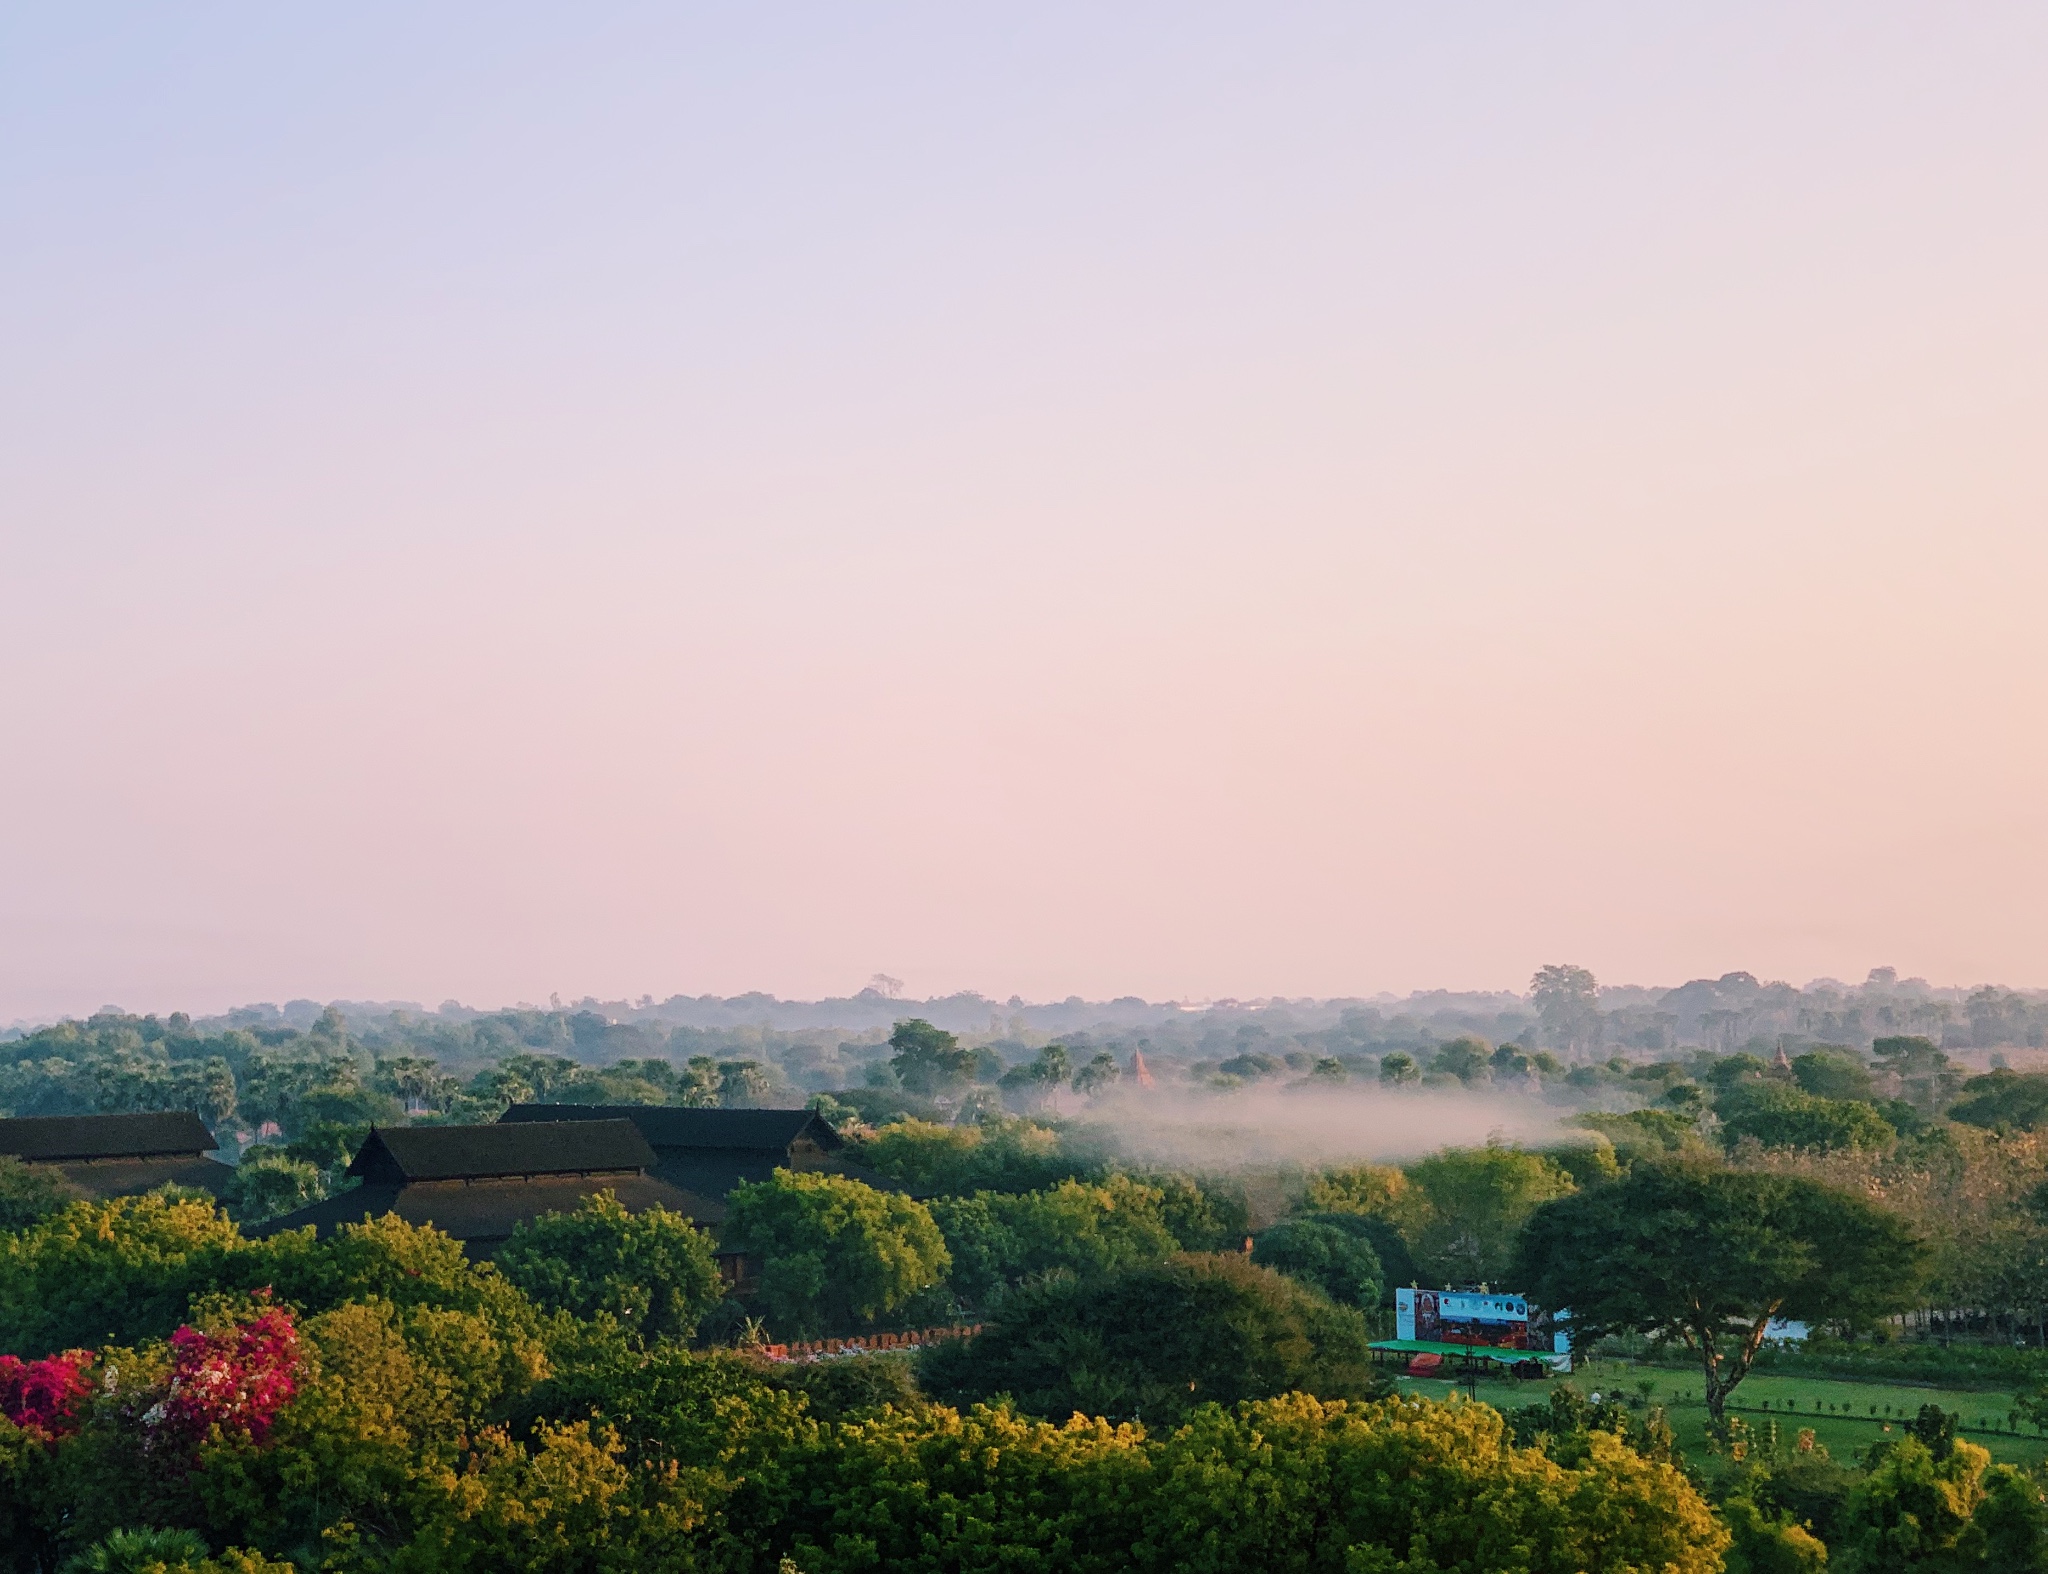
<box><xmin>929</xmin><ymin>1177</ymin><xmax>1179</xmax><ymax>1305</ymax></box>
<box><xmin>722</xmin><ymin>1172</ymin><xmax>950</xmax><ymax>1339</ymax></box>
<box><xmin>1250</xmin><ymin>1217</ymin><xmax>1384</xmax><ymax>1308</ymax></box>
<box><xmin>497</xmin><ymin>1192</ymin><xmax>722</xmax><ymax>1343</ymax></box>
<box><xmin>921</xmin><ymin>1252</ymin><xmax>1383</xmax><ymax>1427</ymax></box>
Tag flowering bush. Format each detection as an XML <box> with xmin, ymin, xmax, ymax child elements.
<box><xmin>149</xmin><ymin>1302</ymin><xmax>300</xmax><ymax>1451</ymax></box>
<box><xmin>0</xmin><ymin>1349</ymin><xmax>93</xmax><ymax>1436</ymax></box>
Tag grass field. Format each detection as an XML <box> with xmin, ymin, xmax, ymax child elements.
<box><xmin>1395</xmin><ymin>1356</ymin><xmax>2048</xmax><ymax>1467</ymax></box>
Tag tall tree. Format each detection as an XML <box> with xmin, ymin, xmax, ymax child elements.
<box><xmin>887</xmin><ymin>1019</ymin><xmax>977</xmax><ymax>1096</ymax></box>
<box><xmin>1515</xmin><ymin>1161</ymin><xmax>1925</xmax><ymax>1422</ymax></box>
<box><xmin>1530</xmin><ymin>964</ymin><xmax>1602</xmax><ymax>1056</ymax></box>
<box><xmin>1405</xmin><ymin>1144</ymin><xmax>1575</xmax><ymax>1285</ymax></box>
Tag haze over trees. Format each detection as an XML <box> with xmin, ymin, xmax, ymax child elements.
<box><xmin>12</xmin><ymin>967</ymin><xmax>2048</xmax><ymax>1566</ymax></box>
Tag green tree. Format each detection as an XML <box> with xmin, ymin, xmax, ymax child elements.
<box><xmin>1872</xmin><ymin>1035</ymin><xmax>1963</xmax><ymax>1112</ymax></box>
<box><xmin>1834</xmin><ymin>1434</ymin><xmax>1991</xmax><ymax>1573</ymax></box>
<box><xmin>774</xmin><ymin>1400</ymin><xmax>1148</xmax><ymax>1574</ymax></box>
<box><xmin>278</xmin><ymin>1120</ymin><xmax>370</xmax><ymax>1176</ymax></box>
<box><xmin>373</xmin><ymin>1055</ymin><xmax>460</xmax><ymax>1115</ymax></box>
<box><xmin>1404</xmin><ymin>1143</ymin><xmax>1575</xmax><ymax>1285</ymax></box>
<box><xmin>1790</xmin><ymin>1047</ymin><xmax>1875</xmax><ymax>1102</ymax></box>
<box><xmin>921</xmin><ymin>1253</ymin><xmax>1383</xmax><ymax>1428</ymax></box>
<box><xmin>0</xmin><ymin>1156</ymin><xmax>75</xmax><ymax>1233</ymax></box>
<box><xmin>393</xmin><ymin>1419</ymin><xmax>717</xmax><ymax>1574</ymax></box>
<box><xmin>222</xmin><ymin>1153</ymin><xmax>325</xmax><ymax>1225</ymax></box>
<box><xmin>1706</xmin><ymin>1052</ymin><xmax>1772</xmax><ymax>1092</ymax></box>
<box><xmin>1070</xmin><ymin>1052</ymin><xmax>1121</xmax><ymax>1099</ymax></box>
<box><xmin>59</xmin><ymin>1528</ymin><xmax>296</xmax><ymax>1574</ymax></box>
<box><xmin>1543</xmin><ymin>1137</ymin><xmax>1621</xmax><ymax>1188</ymax></box>
<box><xmin>722</xmin><ymin>1171</ymin><xmax>950</xmax><ymax>1338</ymax></box>
<box><xmin>1967</xmin><ymin>1462</ymin><xmax>2048</xmax><ymax>1572</ymax></box>
<box><xmin>929</xmin><ymin>1176</ymin><xmax>1180</xmax><ymax>1305</ymax></box>
<box><xmin>1304</xmin><ymin>1162</ymin><xmax>1412</xmax><ymax>1219</ymax></box>
<box><xmin>1135</xmin><ymin>1392</ymin><xmax>1725</xmax><ymax>1574</ymax></box>
<box><xmin>1716</xmin><ymin>1081</ymin><xmax>1897</xmax><ymax>1153</ymax></box>
<box><xmin>850</xmin><ymin>1117</ymin><xmax>1076</xmax><ymax>1195</ymax></box>
<box><xmin>497</xmin><ymin>1192</ymin><xmax>723</xmax><ymax>1343</ymax></box>
<box><xmin>1571</xmin><ymin>1108</ymin><xmax>1705</xmax><ymax>1163</ymax></box>
<box><xmin>1515</xmin><ymin>1161</ymin><xmax>1926</xmax><ymax>1422</ymax></box>
<box><xmin>1378</xmin><ymin>1051</ymin><xmax>1420</xmax><ymax>1086</ymax></box>
<box><xmin>1490</xmin><ymin>1041</ymin><xmax>1532</xmax><ymax>1078</ymax></box>
<box><xmin>1250</xmin><ymin>1217</ymin><xmax>1384</xmax><ymax>1308</ymax></box>
<box><xmin>0</xmin><ymin>1191</ymin><xmax>246</xmax><ymax>1356</ymax></box>
<box><xmin>887</xmin><ymin>1020</ymin><xmax>976</xmax><ymax>1098</ymax></box>
<box><xmin>1531</xmin><ymin>963</ymin><xmax>1602</xmax><ymax>1054</ymax></box>
<box><xmin>715</xmin><ymin>1060</ymin><xmax>774</xmax><ymax>1107</ymax></box>
<box><xmin>1141</xmin><ymin>1172</ymin><xmax>1248</xmax><ymax>1254</ymax></box>
<box><xmin>1949</xmin><ymin>1070</ymin><xmax>2048</xmax><ymax>1133</ymax></box>
<box><xmin>1429</xmin><ymin>1036</ymin><xmax>1493</xmax><ymax>1083</ymax></box>
<box><xmin>1718</xmin><ymin>1495</ymin><xmax>1830</xmax><ymax>1574</ymax></box>
<box><xmin>997</xmin><ymin>1044</ymin><xmax>1072</xmax><ymax>1111</ymax></box>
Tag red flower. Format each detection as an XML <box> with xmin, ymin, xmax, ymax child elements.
<box><xmin>151</xmin><ymin>1302</ymin><xmax>300</xmax><ymax>1450</ymax></box>
<box><xmin>0</xmin><ymin>1350</ymin><xmax>94</xmax><ymax>1437</ymax></box>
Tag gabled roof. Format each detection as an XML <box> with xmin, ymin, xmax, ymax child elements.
<box><xmin>498</xmin><ymin>1104</ymin><xmax>843</xmax><ymax>1153</ymax></box>
<box><xmin>45</xmin><ymin>1154</ymin><xmax>234</xmax><ymax>1200</ymax></box>
<box><xmin>0</xmin><ymin>1111</ymin><xmax>218</xmax><ymax>1162</ymax></box>
<box><xmin>347</xmin><ymin>1120</ymin><xmax>654</xmax><ymax>1184</ymax></box>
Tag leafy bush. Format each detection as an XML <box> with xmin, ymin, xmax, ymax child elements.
<box><xmin>722</xmin><ymin>1171</ymin><xmax>950</xmax><ymax>1339</ymax></box>
<box><xmin>57</xmin><ymin>1527</ymin><xmax>294</xmax><ymax>1574</ymax></box>
<box><xmin>1250</xmin><ymin>1216</ymin><xmax>1383</xmax><ymax>1308</ymax></box>
<box><xmin>1715</xmin><ymin>1082</ymin><xmax>1896</xmax><ymax>1154</ymax></box>
<box><xmin>849</xmin><ymin>1117</ymin><xmax>1081</xmax><ymax>1196</ymax></box>
<box><xmin>1948</xmin><ymin>1069</ymin><xmax>2048</xmax><ymax>1133</ymax></box>
<box><xmin>928</xmin><ymin>1177</ymin><xmax>1180</xmax><ymax>1304</ymax></box>
<box><xmin>920</xmin><ymin>1252</ymin><xmax>1383</xmax><ymax>1427</ymax></box>
<box><xmin>220</xmin><ymin>1155</ymin><xmax>324</xmax><ymax>1226</ymax></box>
<box><xmin>0</xmin><ymin>1193</ymin><xmax>246</xmax><ymax>1357</ymax></box>
<box><xmin>496</xmin><ymin>1192</ymin><xmax>723</xmax><ymax>1343</ymax></box>
<box><xmin>0</xmin><ymin>1158</ymin><xmax>77</xmax><ymax>1234</ymax></box>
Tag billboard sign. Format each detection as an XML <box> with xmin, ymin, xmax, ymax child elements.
<box><xmin>1396</xmin><ymin>1287</ymin><xmax>1566</xmax><ymax>1354</ymax></box>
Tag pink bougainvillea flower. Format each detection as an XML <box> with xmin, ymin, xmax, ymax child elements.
<box><xmin>0</xmin><ymin>1350</ymin><xmax>94</xmax><ymax>1437</ymax></box>
<box><xmin>150</xmin><ymin>1299</ymin><xmax>300</xmax><ymax>1451</ymax></box>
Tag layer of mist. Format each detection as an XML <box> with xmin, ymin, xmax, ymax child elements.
<box><xmin>1069</xmin><ymin>1083</ymin><xmax>1566</xmax><ymax>1173</ymax></box>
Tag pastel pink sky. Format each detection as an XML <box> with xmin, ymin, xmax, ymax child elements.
<box><xmin>3</xmin><ymin>6</ymin><xmax>2046</xmax><ymax>1021</ymax></box>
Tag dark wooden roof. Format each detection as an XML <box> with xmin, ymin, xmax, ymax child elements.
<box><xmin>43</xmin><ymin>1154</ymin><xmax>235</xmax><ymax>1200</ymax></box>
<box><xmin>346</xmin><ymin>1120</ymin><xmax>655</xmax><ymax>1184</ymax></box>
<box><xmin>497</xmin><ymin>1104</ymin><xmax>915</xmax><ymax>1212</ymax></box>
<box><xmin>0</xmin><ymin>1111</ymin><xmax>218</xmax><ymax>1162</ymax></box>
<box><xmin>499</xmin><ymin>1104</ymin><xmax>843</xmax><ymax>1153</ymax></box>
<box><xmin>255</xmin><ymin>1172</ymin><xmax>716</xmax><ymax>1253</ymax></box>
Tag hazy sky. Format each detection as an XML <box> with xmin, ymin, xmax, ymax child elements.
<box><xmin>4</xmin><ymin>5</ymin><xmax>2046</xmax><ymax>1021</ymax></box>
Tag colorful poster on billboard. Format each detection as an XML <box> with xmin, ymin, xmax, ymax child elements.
<box><xmin>1395</xmin><ymin>1288</ymin><xmax>1567</xmax><ymax>1357</ymax></box>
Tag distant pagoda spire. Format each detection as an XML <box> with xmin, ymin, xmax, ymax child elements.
<box><xmin>1129</xmin><ymin>1047</ymin><xmax>1156</xmax><ymax>1088</ymax></box>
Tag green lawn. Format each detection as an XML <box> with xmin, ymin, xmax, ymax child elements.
<box><xmin>1393</xmin><ymin>1357</ymin><xmax>2048</xmax><ymax>1468</ymax></box>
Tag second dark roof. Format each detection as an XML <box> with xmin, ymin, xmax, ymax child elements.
<box><xmin>498</xmin><ymin>1104</ymin><xmax>843</xmax><ymax>1153</ymax></box>
<box><xmin>347</xmin><ymin>1120</ymin><xmax>656</xmax><ymax>1183</ymax></box>
<box><xmin>0</xmin><ymin>1111</ymin><xmax>218</xmax><ymax>1162</ymax></box>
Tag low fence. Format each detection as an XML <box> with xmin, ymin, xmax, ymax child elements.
<box><xmin>752</xmin><ymin>1324</ymin><xmax>984</xmax><ymax>1363</ymax></box>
